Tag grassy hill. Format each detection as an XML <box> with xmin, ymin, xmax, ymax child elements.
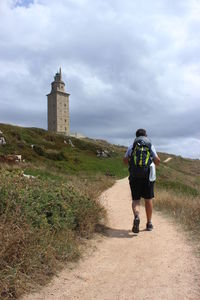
<box><xmin>0</xmin><ymin>123</ymin><xmax>200</xmax><ymax>298</ymax></box>
<box><xmin>0</xmin><ymin>123</ymin><xmax>128</xmax><ymax>179</ymax></box>
<box><xmin>157</xmin><ymin>153</ymin><xmax>200</xmax><ymax>196</ymax></box>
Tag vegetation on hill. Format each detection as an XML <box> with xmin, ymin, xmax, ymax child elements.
<box><xmin>157</xmin><ymin>153</ymin><xmax>200</xmax><ymax>196</ymax></box>
<box><xmin>0</xmin><ymin>123</ymin><xmax>127</xmax><ymax>178</ymax></box>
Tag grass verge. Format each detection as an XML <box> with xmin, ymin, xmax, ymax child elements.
<box><xmin>154</xmin><ymin>187</ymin><xmax>200</xmax><ymax>243</ymax></box>
<box><xmin>0</xmin><ymin>167</ymin><xmax>111</xmax><ymax>299</ymax></box>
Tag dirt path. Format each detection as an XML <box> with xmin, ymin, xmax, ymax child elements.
<box><xmin>23</xmin><ymin>178</ymin><xmax>200</xmax><ymax>300</ymax></box>
<box><xmin>163</xmin><ymin>157</ymin><xmax>172</xmax><ymax>163</ymax></box>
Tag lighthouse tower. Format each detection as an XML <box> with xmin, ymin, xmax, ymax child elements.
<box><xmin>47</xmin><ymin>68</ymin><xmax>70</xmax><ymax>135</ymax></box>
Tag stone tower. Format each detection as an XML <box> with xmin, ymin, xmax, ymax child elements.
<box><xmin>47</xmin><ymin>68</ymin><xmax>70</xmax><ymax>135</ymax></box>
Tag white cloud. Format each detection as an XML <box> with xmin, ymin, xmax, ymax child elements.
<box><xmin>0</xmin><ymin>0</ymin><xmax>200</xmax><ymax>157</ymax></box>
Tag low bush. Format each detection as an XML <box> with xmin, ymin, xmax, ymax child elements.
<box><xmin>45</xmin><ymin>150</ymin><xmax>66</xmax><ymax>161</ymax></box>
<box><xmin>33</xmin><ymin>145</ymin><xmax>45</xmax><ymax>156</ymax></box>
<box><xmin>0</xmin><ymin>169</ymin><xmax>105</xmax><ymax>298</ymax></box>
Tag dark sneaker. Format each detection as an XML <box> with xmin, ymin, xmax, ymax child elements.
<box><xmin>146</xmin><ymin>222</ymin><xmax>153</xmax><ymax>231</ymax></box>
<box><xmin>132</xmin><ymin>217</ymin><xmax>140</xmax><ymax>233</ymax></box>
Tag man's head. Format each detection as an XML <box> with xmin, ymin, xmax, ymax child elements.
<box><xmin>136</xmin><ymin>128</ymin><xmax>147</xmax><ymax>137</ymax></box>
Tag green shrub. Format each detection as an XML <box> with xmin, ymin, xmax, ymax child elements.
<box><xmin>0</xmin><ymin>169</ymin><xmax>105</xmax><ymax>298</ymax></box>
<box><xmin>45</xmin><ymin>151</ymin><xmax>66</xmax><ymax>161</ymax></box>
<box><xmin>33</xmin><ymin>145</ymin><xmax>45</xmax><ymax>156</ymax></box>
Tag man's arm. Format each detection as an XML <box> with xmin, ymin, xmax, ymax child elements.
<box><xmin>153</xmin><ymin>155</ymin><xmax>160</xmax><ymax>166</ymax></box>
<box><xmin>123</xmin><ymin>145</ymin><xmax>132</xmax><ymax>165</ymax></box>
<box><xmin>123</xmin><ymin>157</ymin><xmax>129</xmax><ymax>165</ymax></box>
<box><xmin>151</xmin><ymin>145</ymin><xmax>160</xmax><ymax>166</ymax></box>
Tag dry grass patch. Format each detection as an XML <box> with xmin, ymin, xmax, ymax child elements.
<box><xmin>155</xmin><ymin>189</ymin><xmax>200</xmax><ymax>236</ymax></box>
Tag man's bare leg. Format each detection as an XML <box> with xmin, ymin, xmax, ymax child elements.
<box><xmin>132</xmin><ymin>200</ymin><xmax>140</xmax><ymax>218</ymax></box>
<box><xmin>145</xmin><ymin>199</ymin><xmax>153</xmax><ymax>231</ymax></box>
<box><xmin>132</xmin><ymin>200</ymin><xmax>140</xmax><ymax>233</ymax></box>
<box><xmin>145</xmin><ymin>199</ymin><xmax>153</xmax><ymax>222</ymax></box>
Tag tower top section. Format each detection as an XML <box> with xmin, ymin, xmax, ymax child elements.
<box><xmin>50</xmin><ymin>67</ymin><xmax>68</xmax><ymax>94</ymax></box>
<box><xmin>54</xmin><ymin>67</ymin><xmax>62</xmax><ymax>82</ymax></box>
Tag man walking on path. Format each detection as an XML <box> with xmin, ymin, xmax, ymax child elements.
<box><xmin>123</xmin><ymin>129</ymin><xmax>160</xmax><ymax>233</ymax></box>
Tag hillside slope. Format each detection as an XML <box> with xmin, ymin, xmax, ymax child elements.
<box><xmin>157</xmin><ymin>152</ymin><xmax>200</xmax><ymax>196</ymax></box>
<box><xmin>0</xmin><ymin>123</ymin><xmax>128</xmax><ymax>180</ymax></box>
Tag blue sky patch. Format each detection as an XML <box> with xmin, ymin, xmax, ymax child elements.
<box><xmin>14</xmin><ymin>0</ymin><xmax>34</xmax><ymax>8</ymax></box>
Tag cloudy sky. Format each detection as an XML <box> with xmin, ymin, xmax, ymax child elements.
<box><xmin>0</xmin><ymin>0</ymin><xmax>200</xmax><ymax>158</ymax></box>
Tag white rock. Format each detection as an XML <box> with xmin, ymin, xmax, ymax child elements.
<box><xmin>69</xmin><ymin>139</ymin><xmax>75</xmax><ymax>147</ymax></box>
<box><xmin>23</xmin><ymin>174</ymin><xmax>35</xmax><ymax>179</ymax></box>
<box><xmin>0</xmin><ymin>137</ymin><xmax>6</xmax><ymax>145</ymax></box>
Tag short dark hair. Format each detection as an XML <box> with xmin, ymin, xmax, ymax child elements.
<box><xmin>136</xmin><ymin>128</ymin><xmax>147</xmax><ymax>137</ymax></box>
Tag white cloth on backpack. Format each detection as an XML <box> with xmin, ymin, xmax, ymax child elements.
<box><xmin>149</xmin><ymin>162</ymin><xmax>156</xmax><ymax>182</ymax></box>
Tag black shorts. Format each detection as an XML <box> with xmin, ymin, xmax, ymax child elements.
<box><xmin>129</xmin><ymin>176</ymin><xmax>154</xmax><ymax>200</ymax></box>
